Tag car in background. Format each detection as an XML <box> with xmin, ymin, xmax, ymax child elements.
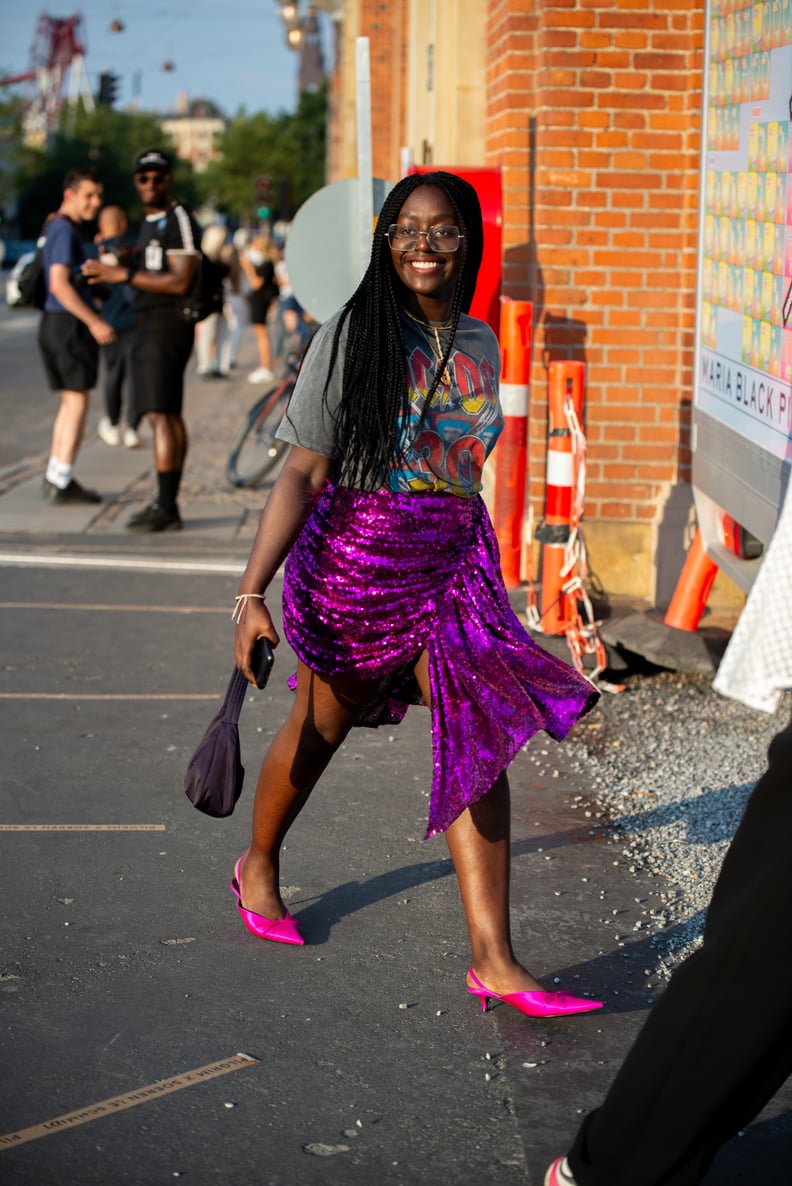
<box><xmin>5</xmin><ymin>252</ymin><xmax>36</xmax><ymax>307</ymax></box>
<box><xmin>1</xmin><ymin>239</ymin><xmax>38</xmax><ymax>268</ymax></box>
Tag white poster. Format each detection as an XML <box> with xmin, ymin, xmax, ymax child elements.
<box><xmin>697</xmin><ymin>0</ymin><xmax>792</xmax><ymax>461</ymax></box>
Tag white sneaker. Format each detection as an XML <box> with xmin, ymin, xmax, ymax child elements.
<box><xmin>123</xmin><ymin>427</ymin><xmax>141</xmax><ymax>449</ymax></box>
<box><xmin>98</xmin><ymin>418</ymin><xmax>121</xmax><ymax>446</ymax></box>
<box><xmin>248</xmin><ymin>366</ymin><xmax>274</xmax><ymax>384</ymax></box>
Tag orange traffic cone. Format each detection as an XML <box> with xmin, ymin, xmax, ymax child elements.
<box><xmin>663</xmin><ymin>528</ymin><xmax>718</xmax><ymax>631</ymax></box>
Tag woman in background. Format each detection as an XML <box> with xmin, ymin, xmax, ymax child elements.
<box><xmin>240</xmin><ymin>232</ymin><xmax>280</xmax><ymax>384</ymax></box>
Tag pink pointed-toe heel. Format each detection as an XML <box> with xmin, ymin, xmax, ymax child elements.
<box><xmin>466</xmin><ymin>968</ymin><xmax>602</xmax><ymax>1019</ymax></box>
<box><xmin>230</xmin><ymin>857</ymin><xmax>304</xmax><ymax>945</ymax></box>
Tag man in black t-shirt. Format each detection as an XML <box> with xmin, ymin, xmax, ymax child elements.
<box><xmin>83</xmin><ymin>149</ymin><xmax>199</xmax><ymax>532</ymax></box>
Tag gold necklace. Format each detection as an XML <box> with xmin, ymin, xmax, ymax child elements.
<box><xmin>402</xmin><ymin>308</ymin><xmax>453</xmax><ymax>387</ymax></box>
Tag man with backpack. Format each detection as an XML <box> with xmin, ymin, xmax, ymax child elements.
<box><xmin>39</xmin><ymin>166</ymin><xmax>116</xmax><ymax>505</ymax></box>
<box><xmin>82</xmin><ymin>149</ymin><xmax>199</xmax><ymax>532</ymax></box>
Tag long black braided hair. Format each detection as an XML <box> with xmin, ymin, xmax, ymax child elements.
<box><xmin>322</xmin><ymin>170</ymin><xmax>485</xmax><ymax>490</ymax></box>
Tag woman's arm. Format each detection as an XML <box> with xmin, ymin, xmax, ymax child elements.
<box><xmin>234</xmin><ymin>444</ymin><xmax>333</xmax><ymax>683</ymax></box>
<box><xmin>238</xmin><ymin>253</ymin><xmax>264</xmax><ymax>291</ymax></box>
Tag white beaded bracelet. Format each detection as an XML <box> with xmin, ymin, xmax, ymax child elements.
<box><xmin>231</xmin><ymin>593</ymin><xmax>267</xmax><ymax>623</ymax></box>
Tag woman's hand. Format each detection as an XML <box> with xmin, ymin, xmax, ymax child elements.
<box><xmin>234</xmin><ymin>597</ymin><xmax>280</xmax><ymax>687</ymax></box>
<box><xmin>232</xmin><ymin>445</ymin><xmax>332</xmax><ymax>684</ymax></box>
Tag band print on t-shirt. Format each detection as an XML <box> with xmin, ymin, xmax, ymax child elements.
<box><xmin>392</xmin><ymin>338</ymin><xmax>503</xmax><ymax>496</ymax></box>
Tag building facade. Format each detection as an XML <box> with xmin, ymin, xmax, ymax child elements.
<box><xmin>159</xmin><ymin>93</ymin><xmax>226</xmax><ymax>173</ymax></box>
<box><xmin>325</xmin><ymin>0</ymin><xmax>732</xmax><ymax>610</ymax></box>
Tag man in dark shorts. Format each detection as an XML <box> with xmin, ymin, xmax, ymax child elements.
<box><xmin>39</xmin><ymin>166</ymin><xmax>116</xmax><ymax>504</ymax></box>
<box><xmin>83</xmin><ymin>149</ymin><xmax>199</xmax><ymax>531</ymax></box>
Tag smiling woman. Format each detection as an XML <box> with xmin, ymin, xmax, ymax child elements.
<box><xmin>223</xmin><ymin>169</ymin><xmax>603</xmax><ymax>1023</ymax></box>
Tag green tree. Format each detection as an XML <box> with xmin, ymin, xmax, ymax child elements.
<box><xmin>277</xmin><ymin>85</ymin><xmax>328</xmax><ymax>215</ymax></box>
<box><xmin>0</xmin><ymin>94</ymin><xmax>25</xmax><ymax>235</ymax></box>
<box><xmin>197</xmin><ymin>83</ymin><xmax>327</xmax><ymax>225</ymax></box>
<box><xmin>13</xmin><ymin>105</ymin><xmax>199</xmax><ymax>236</ymax></box>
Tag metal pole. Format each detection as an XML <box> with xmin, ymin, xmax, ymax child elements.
<box><xmin>355</xmin><ymin>37</ymin><xmax>373</xmax><ymax>280</ymax></box>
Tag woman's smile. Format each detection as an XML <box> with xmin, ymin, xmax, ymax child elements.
<box><xmin>389</xmin><ymin>184</ymin><xmax>463</xmax><ymax>318</ymax></box>
<box><xmin>408</xmin><ymin>258</ymin><xmax>445</xmax><ymax>272</ymax></box>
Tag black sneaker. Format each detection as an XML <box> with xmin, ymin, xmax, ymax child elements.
<box><xmin>126</xmin><ymin>502</ymin><xmax>183</xmax><ymax>532</ymax></box>
<box><xmin>42</xmin><ymin>477</ymin><xmax>102</xmax><ymax>505</ymax></box>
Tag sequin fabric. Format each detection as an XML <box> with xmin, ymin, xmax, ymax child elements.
<box><xmin>282</xmin><ymin>483</ymin><xmax>599</xmax><ymax>837</ymax></box>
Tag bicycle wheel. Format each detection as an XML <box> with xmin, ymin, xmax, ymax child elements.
<box><xmin>226</xmin><ymin>377</ymin><xmax>293</xmax><ymax>487</ymax></box>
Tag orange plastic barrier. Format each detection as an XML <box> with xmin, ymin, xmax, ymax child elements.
<box><xmin>537</xmin><ymin>361</ymin><xmax>585</xmax><ymax>633</ymax></box>
<box><xmin>663</xmin><ymin>528</ymin><xmax>719</xmax><ymax>631</ymax></box>
<box><xmin>494</xmin><ymin>299</ymin><xmax>533</xmax><ymax>588</ymax></box>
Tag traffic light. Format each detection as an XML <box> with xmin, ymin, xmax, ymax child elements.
<box><xmin>97</xmin><ymin>71</ymin><xmax>119</xmax><ymax>107</ymax></box>
<box><xmin>255</xmin><ymin>176</ymin><xmax>272</xmax><ymax>220</ymax></box>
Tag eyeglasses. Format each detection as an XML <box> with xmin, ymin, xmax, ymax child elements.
<box><xmin>135</xmin><ymin>172</ymin><xmax>168</xmax><ymax>185</ymax></box>
<box><xmin>386</xmin><ymin>224</ymin><xmax>464</xmax><ymax>253</ymax></box>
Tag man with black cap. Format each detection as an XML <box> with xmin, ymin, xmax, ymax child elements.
<box><xmin>83</xmin><ymin>148</ymin><xmax>199</xmax><ymax>531</ymax></box>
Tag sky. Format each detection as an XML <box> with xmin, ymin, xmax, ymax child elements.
<box><xmin>1</xmin><ymin>1</ymin><xmax>328</xmax><ymax>119</ymax></box>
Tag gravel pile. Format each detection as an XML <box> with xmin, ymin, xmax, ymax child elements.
<box><xmin>564</xmin><ymin>666</ymin><xmax>789</xmax><ymax>975</ymax></box>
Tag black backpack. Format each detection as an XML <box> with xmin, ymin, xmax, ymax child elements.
<box><xmin>16</xmin><ymin>235</ymin><xmax>48</xmax><ymax>310</ymax></box>
<box><xmin>176</xmin><ymin>253</ymin><xmax>225</xmax><ymax>323</ymax></box>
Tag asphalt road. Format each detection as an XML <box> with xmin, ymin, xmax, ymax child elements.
<box><xmin>1</xmin><ymin>310</ymin><xmax>789</xmax><ymax>1185</ymax></box>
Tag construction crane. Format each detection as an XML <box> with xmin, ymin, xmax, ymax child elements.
<box><xmin>0</xmin><ymin>13</ymin><xmax>95</xmax><ymax>145</ymax></box>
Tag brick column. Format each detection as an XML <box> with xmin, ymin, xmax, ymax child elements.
<box><xmin>486</xmin><ymin>0</ymin><xmax>704</xmax><ymax>600</ymax></box>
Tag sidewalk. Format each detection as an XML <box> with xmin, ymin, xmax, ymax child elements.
<box><xmin>0</xmin><ymin>348</ymin><xmax>269</xmax><ymax>552</ymax></box>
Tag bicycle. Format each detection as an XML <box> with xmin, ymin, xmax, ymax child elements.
<box><xmin>226</xmin><ymin>335</ymin><xmax>310</xmax><ymax>488</ymax></box>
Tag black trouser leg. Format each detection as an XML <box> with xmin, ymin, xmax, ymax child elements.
<box><xmin>102</xmin><ymin>337</ymin><xmax>124</xmax><ymax>425</ymax></box>
<box><xmin>569</xmin><ymin>717</ymin><xmax>792</xmax><ymax>1186</ymax></box>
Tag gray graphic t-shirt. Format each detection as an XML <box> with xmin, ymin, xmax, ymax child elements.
<box><xmin>276</xmin><ymin>308</ymin><xmax>503</xmax><ymax>495</ymax></box>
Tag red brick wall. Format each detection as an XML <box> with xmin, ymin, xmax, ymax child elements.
<box><xmin>327</xmin><ymin>0</ymin><xmax>409</xmax><ymax>184</ymax></box>
<box><xmin>486</xmin><ymin>0</ymin><xmax>704</xmax><ymax>531</ymax></box>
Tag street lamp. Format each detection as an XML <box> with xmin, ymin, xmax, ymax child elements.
<box><xmin>276</xmin><ymin>0</ymin><xmax>303</xmax><ymax>50</ymax></box>
<box><xmin>275</xmin><ymin>0</ymin><xmax>342</xmax><ymax>52</ymax></box>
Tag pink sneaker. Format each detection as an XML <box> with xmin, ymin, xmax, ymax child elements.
<box><xmin>544</xmin><ymin>1157</ymin><xmax>578</xmax><ymax>1186</ymax></box>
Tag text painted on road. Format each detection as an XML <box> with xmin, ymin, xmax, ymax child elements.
<box><xmin>0</xmin><ymin>824</ymin><xmax>166</xmax><ymax>831</ymax></box>
<box><xmin>0</xmin><ymin>1053</ymin><xmax>260</xmax><ymax>1149</ymax></box>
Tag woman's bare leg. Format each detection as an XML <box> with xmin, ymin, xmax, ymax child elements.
<box><xmin>238</xmin><ymin>660</ymin><xmax>381</xmax><ymax>919</ymax></box>
<box><xmin>413</xmin><ymin>652</ymin><xmax>544</xmax><ymax>994</ymax></box>
<box><xmin>253</xmin><ymin>323</ymin><xmax>272</xmax><ymax>371</ymax></box>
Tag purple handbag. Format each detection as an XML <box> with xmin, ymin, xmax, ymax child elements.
<box><xmin>184</xmin><ymin>667</ymin><xmax>248</xmax><ymax>817</ymax></box>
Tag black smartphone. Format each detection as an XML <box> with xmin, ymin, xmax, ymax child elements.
<box><xmin>251</xmin><ymin>637</ymin><xmax>274</xmax><ymax>690</ymax></box>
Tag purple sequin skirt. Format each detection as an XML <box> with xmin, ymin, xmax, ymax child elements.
<box><xmin>283</xmin><ymin>483</ymin><xmax>598</xmax><ymax>837</ymax></box>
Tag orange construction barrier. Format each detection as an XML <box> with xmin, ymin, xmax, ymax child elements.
<box><xmin>664</xmin><ymin>528</ymin><xmax>719</xmax><ymax>631</ymax></box>
<box><xmin>494</xmin><ymin>299</ymin><xmax>533</xmax><ymax>587</ymax></box>
<box><xmin>536</xmin><ymin>361</ymin><xmax>585</xmax><ymax>633</ymax></box>
<box><xmin>526</xmin><ymin>361</ymin><xmax>613</xmax><ymax>684</ymax></box>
